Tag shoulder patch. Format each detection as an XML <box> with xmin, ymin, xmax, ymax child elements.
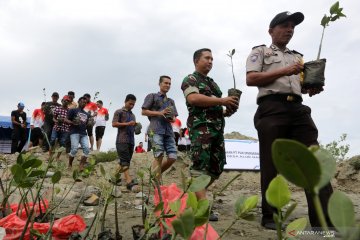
<box><xmin>291</xmin><ymin>50</ymin><xmax>303</xmax><ymax>56</ymax></box>
<box><xmin>252</xmin><ymin>44</ymin><xmax>266</xmax><ymax>50</ymax></box>
<box><xmin>188</xmin><ymin>74</ymin><xmax>197</xmax><ymax>81</ymax></box>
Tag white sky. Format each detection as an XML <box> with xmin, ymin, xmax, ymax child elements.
<box><xmin>1</xmin><ymin>0</ymin><xmax>359</xmax><ymax>157</ymax></box>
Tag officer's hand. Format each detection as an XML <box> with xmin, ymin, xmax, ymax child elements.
<box><xmin>285</xmin><ymin>62</ymin><xmax>303</xmax><ymax>76</ymax></box>
<box><xmin>307</xmin><ymin>86</ymin><xmax>324</xmax><ymax>97</ymax></box>
<box><xmin>128</xmin><ymin>121</ymin><xmax>136</xmax><ymax>126</ymax></box>
<box><xmin>221</xmin><ymin>96</ymin><xmax>239</xmax><ymax>109</ymax></box>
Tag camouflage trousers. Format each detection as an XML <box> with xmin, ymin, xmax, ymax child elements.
<box><xmin>189</xmin><ymin>125</ymin><xmax>226</xmax><ymax>179</ymax></box>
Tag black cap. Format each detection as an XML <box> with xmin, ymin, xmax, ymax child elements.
<box><xmin>52</xmin><ymin>92</ymin><xmax>59</xmax><ymax>97</ymax></box>
<box><xmin>269</xmin><ymin>11</ymin><xmax>304</xmax><ymax>28</ymax></box>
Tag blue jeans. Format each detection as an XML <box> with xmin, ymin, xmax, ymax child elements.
<box><xmin>50</xmin><ymin>130</ymin><xmax>69</xmax><ymax>147</ymax></box>
<box><xmin>69</xmin><ymin>133</ymin><xmax>89</xmax><ymax>157</ymax></box>
<box><xmin>152</xmin><ymin>134</ymin><xmax>177</xmax><ymax>159</ymax></box>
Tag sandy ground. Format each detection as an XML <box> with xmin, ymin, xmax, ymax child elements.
<box><xmin>1</xmin><ymin>150</ymin><xmax>360</xmax><ymax>240</ymax></box>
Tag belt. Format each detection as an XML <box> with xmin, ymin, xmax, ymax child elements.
<box><xmin>257</xmin><ymin>94</ymin><xmax>302</xmax><ymax>104</ymax></box>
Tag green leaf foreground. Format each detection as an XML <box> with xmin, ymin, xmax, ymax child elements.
<box><xmin>188</xmin><ymin>175</ymin><xmax>211</xmax><ymax>192</ymax></box>
<box><xmin>285</xmin><ymin>217</ymin><xmax>308</xmax><ymax>239</ymax></box>
<box><xmin>266</xmin><ymin>175</ymin><xmax>290</xmax><ymax>210</ymax></box>
<box><xmin>328</xmin><ymin>191</ymin><xmax>356</xmax><ymax>236</ymax></box>
<box><xmin>272</xmin><ymin>139</ymin><xmax>321</xmax><ymax>192</ymax></box>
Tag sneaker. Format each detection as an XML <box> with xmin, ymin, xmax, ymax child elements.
<box><xmin>209</xmin><ymin>211</ymin><xmax>218</xmax><ymax>221</ymax></box>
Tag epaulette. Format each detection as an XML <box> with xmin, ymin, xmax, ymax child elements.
<box><xmin>252</xmin><ymin>44</ymin><xmax>266</xmax><ymax>50</ymax></box>
<box><xmin>291</xmin><ymin>50</ymin><xmax>303</xmax><ymax>56</ymax></box>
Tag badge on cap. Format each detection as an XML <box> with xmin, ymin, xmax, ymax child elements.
<box><xmin>286</xmin><ymin>11</ymin><xmax>291</xmax><ymax>15</ymax></box>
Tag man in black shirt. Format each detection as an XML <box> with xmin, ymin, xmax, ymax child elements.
<box><xmin>42</xmin><ymin>92</ymin><xmax>61</xmax><ymax>151</ymax></box>
<box><xmin>11</xmin><ymin>102</ymin><xmax>28</xmax><ymax>153</ymax></box>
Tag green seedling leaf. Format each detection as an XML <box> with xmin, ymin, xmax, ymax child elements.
<box><xmin>313</xmin><ymin>148</ymin><xmax>336</xmax><ymax>190</ymax></box>
<box><xmin>99</xmin><ymin>164</ymin><xmax>106</xmax><ymax>178</ymax></box>
<box><xmin>235</xmin><ymin>196</ymin><xmax>246</xmax><ymax>216</ymax></box>
<box><xmin>11</xmin><ymin>164</ymin><xmax>26</xmax><ymax>183</ymax></box>
<box><xmin>186</xmin><ymin>192</ymin><xmax>198</xmax><ymax>210</ymax></box>
<box><xmin>272</xmin><ymin>139</ymin><xmax>321</xmax><ymax>192</ymax></box>
<box><xmin>148</xmin><ymin>225</ymin><xmax>160</xmax><ymax>234</ymax></box>
<box><xmin>266</xmin><ymin>175</ymin><xmax>290</xmax><ymax>210</ymax></box>
<box><xmin>28</xmin><ymin>170</ymin><xmax>45</xmax><ymax>178</ymax></box>
<box><xmin>321</xmin><ymin>15</ymin><xmax>329</xmax><ymax>27</ymax></box>
<box><xmin>194</xmin><ymin>199</ymin><xmax>210</xmax><ymax>227</ymax></box>
<box><xmin>331</xmin><ymin>15</ymin><xmax>339</xmax><ymax>21</ymax></box>
<box><xmin>328</xmin><ymin>190</ymin><xmax>355</xmax><ymax>236</ymax></box>
<box><xmin>283</xmin><ymin>202</ymin><xmax>297</xmax><ymax>221</ymax></box>
<box><xmin>188</xmin><ymin>175</ymin><xmax>211</xmax><ymax>192</ymax></box>
<box><xmin>171</xmin><ymin>209</ymin><xmax>195</xmax><ymax>239</ymax></box>
<box><xmin>234</xmin><ymin>195</ymin><xmax>258</xmax><ymax>218</ymax></box>
<box><xmin>51</xmin><ymin>171</ymin><xmax>62</xmax><ymax>184</ymax></box>
<box><xmin>172</xmin><ymin>219</ymin><xmax>185</xmax><ymax>238</ymax></box>
<box><xmin>137</xmin><ymin>170</ymin><xmax>144</xmax><ymax>179</ymax></box>
<box><xmin>337</xmin><ymin>12</ymin><xmax>346</xmax><ymax>18</ymax></box>
<box><xmin>22</xmin><ymin>157</ymin><xmax>41</xmax><ymax>169</ymax></box>
<box><xmin>16</xmin><ymin>153</ymin><xmax>25</xmax><ymax>165</ymax></box>
<box><xmin>154</xmin><ymin>201</ymin><xmax>164</xmax><ymax>213</ymax></box>
<box><xmin>169</xmin><ymin>199</ymin><xmax>181</xmax><ymax>215</ymax></box>
<box><xmin>285</xmin><ymin>217</ymin><xmax>308</xmax><ymax>239</ymax></box>
<box><xmin>55</xmin><ymin>187</ymin><xmax>61</xmax><ymax>194</ymax></box>
<box><xmin>18</xmin><ymin>180</ymin><xmax>35</xmax><ymax>188</ymax></box>
<box><xmin>231</xmin><ymin>49</ymin><xmax>235</xmax><ymax>56</ymax></box>
<box><xmin>144</xmin><ymin>218</ymin><xmax>150</xmax><ymax>231</ymax></box>
<box><xmin>89</xmin><ymin>158</ymin><xmax>96</xmax><ymax>165</ymax></box>
<box><xmin>30</xmin><ymin>229</ymin><xmax>44</xmax><ymax>238</ymax></box>
<box><xmin>243</xmin><ymin>195</ymin><xmax>258</xmax><ymax>212</ymax></box>
<box><xmin>330</xmin><ymin>1</ymin><xmax>339</xmax><ymax>15</ymax></box>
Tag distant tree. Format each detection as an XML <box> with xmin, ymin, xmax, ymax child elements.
<box><xmin>320</xmin><ymin>133</ymin><xmax>350</xmax><ymax>161</ymax></box>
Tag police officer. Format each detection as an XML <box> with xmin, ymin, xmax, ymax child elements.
<box><xmin>246</xmin><ymin>12</ymin><xmax>333</xmax><ymax>230</ymax></box>
<box><xmin>181</xmin><ymin>48</ymin><xmax>238</xmax><ymax>221</ymax></box>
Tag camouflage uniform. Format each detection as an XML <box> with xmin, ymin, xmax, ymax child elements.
<box><xmin>181</xmin><ymin>71</ymin><xmax>226</xmax><ymax>179</ymax></box>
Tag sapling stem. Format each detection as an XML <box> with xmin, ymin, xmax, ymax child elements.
<box><xmin>312</xmin><ymin>194</ymin><xmax>329</xmax><ymax>231</ymax></box>
<box><xmin>317</xmin><ymin>27</ymin><xmax>326</xmax><ymax>60</ymax></box>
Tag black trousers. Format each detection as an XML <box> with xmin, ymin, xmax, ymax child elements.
<box><xmin>11</xmin><ymin>129</ymin><xmax>27</xmax><ymax>153</ymax></box>
<box><xmin>254</xmin><ymin>98</ymin><xmax>333</xmax><ymax>227</ymax></box>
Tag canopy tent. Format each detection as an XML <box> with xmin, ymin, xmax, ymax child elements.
<box><xmin>0</xmin><ymin>115</ymin><xmax>30</xmax><ymax>153</ymax></box>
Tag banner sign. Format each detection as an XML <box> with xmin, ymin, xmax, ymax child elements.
<box><xmin>224</xmin><ymin>139</ymin><xmax>260</xmax><ymax>170</ymax></box>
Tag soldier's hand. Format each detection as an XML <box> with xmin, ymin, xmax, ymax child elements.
<box><xmin>285</xmin><ymin>62</ymin><xmax>303</xmax><ymax>76</ymax></box>
<box><xmin>221</xmin><ymin>96</ymin><xmax>239</xmax><ymax>110</ymax></box>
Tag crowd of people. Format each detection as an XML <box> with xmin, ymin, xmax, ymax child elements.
<box><xmin>9</xmin><ymin>11</ymin><xmax>334</xmax><ymax>231</ymax></box>
<box><xmin>11</xmin><ymin>91</ymin><xmax>109</xmax><ymax>170</ymax></box>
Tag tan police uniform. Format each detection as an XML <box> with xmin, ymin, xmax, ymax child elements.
<box><xmin>247</xmin><ymin>44</ymin><xmax>303</xmax><ymax>103</ymax></box>
<box><xmin>246</xmin><ymin>44</ymin><xmax>334</xmax><ymax>228</ymax></box>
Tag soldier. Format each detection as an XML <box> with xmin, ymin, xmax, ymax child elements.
<box><xmin>181</xmin><ymin>48</ymin><xmax>238</xmax><ymax>221</ymax></box>
<box><xmin>246</xmin><ymin>11</ymin><xmax>333</xmax><ymax>230</ymax></box>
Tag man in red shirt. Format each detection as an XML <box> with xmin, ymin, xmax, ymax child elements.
<box><xmin>95</xmin><ymin>100</ymin><xmax>109</xmax><ymax>151</ymax></box>
<box><xmin>29</xmin><ymin>102</ymin><xmax>45</xmax><ymax>148</ymax></box>
<box><xmin>134</xmin><ymin>142</ymin><xmax>146</xmax><ymax>153</ymax></box>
